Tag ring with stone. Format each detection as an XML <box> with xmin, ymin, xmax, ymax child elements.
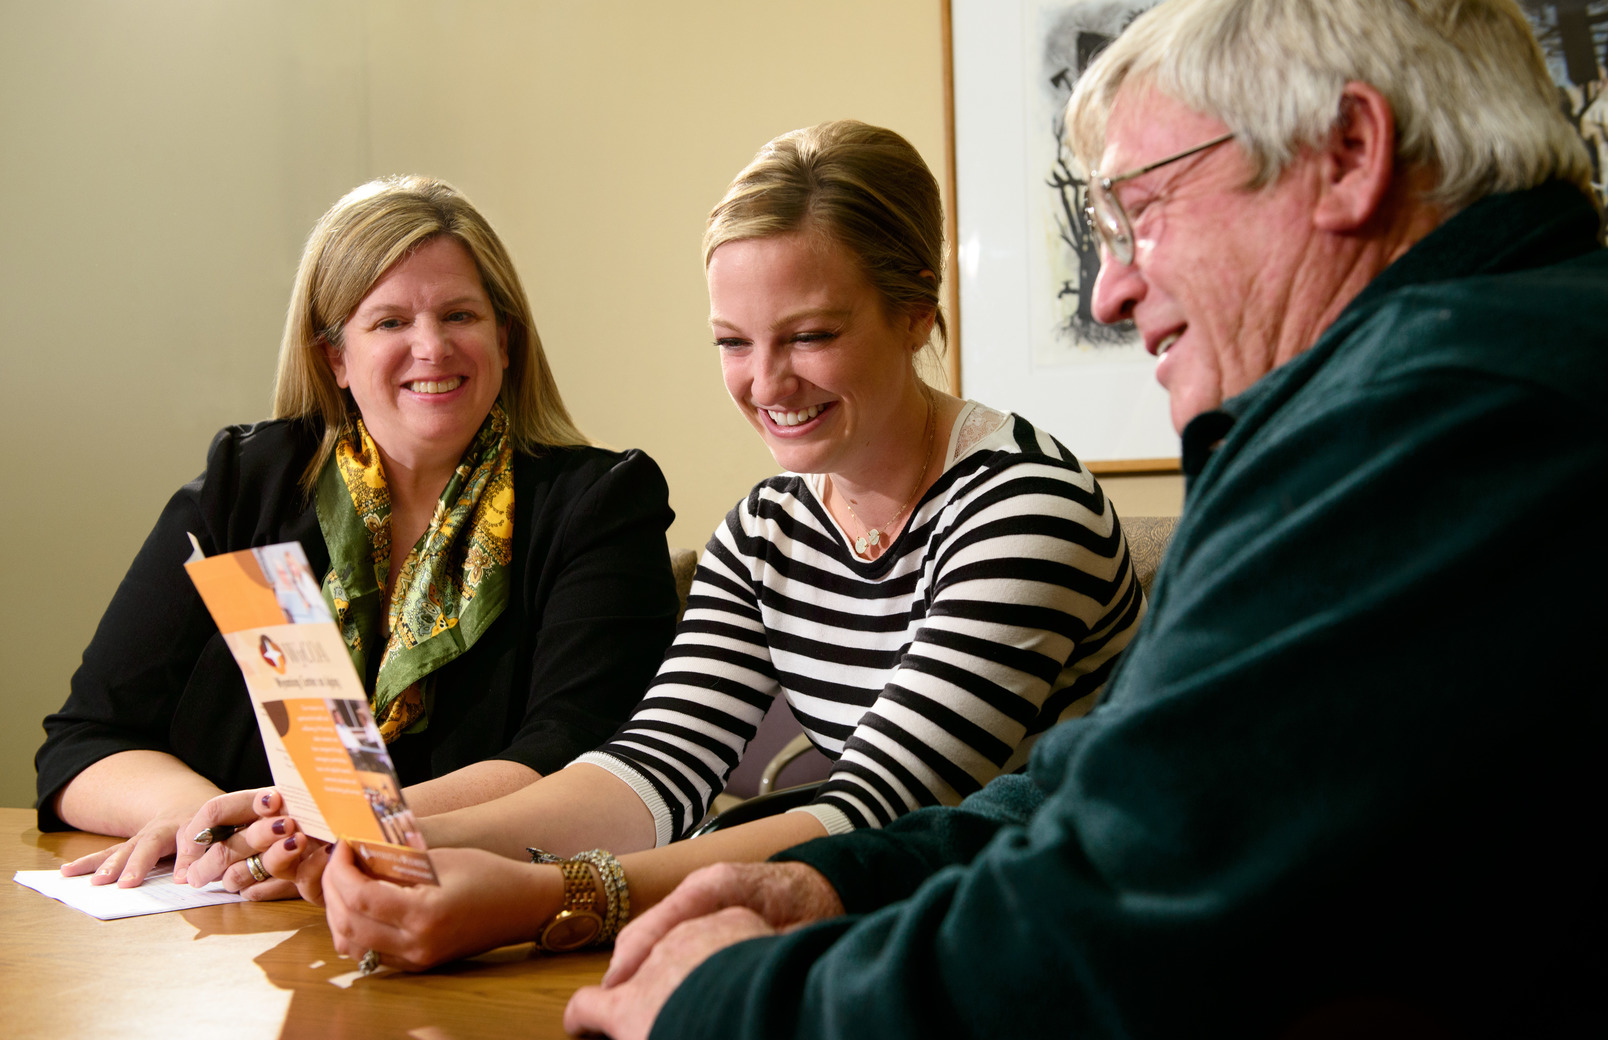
<box><xmin>245</xmin><ymin>853</ymin><xmax>270</xmax><ymax>883</ymax></box>
<box><xmin>359</xmin><ymin>949</ymin><xmax>380</xmax><ymax>975</ymax></box>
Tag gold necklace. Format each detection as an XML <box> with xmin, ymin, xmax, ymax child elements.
<box><xmin>839</xmin><ymin>390</ymin><xmax>936</xmax><ymax>559</ymax></box>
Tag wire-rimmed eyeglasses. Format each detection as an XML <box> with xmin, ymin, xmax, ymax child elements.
<box><xmin>1084</xmin><ymin>132</ymin><xmax>1236</xmax><ymax>266</ymax></box>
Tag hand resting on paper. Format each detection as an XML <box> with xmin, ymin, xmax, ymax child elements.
<box><xmin>59</xmin><ymin>802</ymin><xmax>204</xmax><ymax>889</ymax></box>
<box><xmin>53</xmin><ymin>751</ymin><xmax>293</xmax><ymax>897</ymax></box>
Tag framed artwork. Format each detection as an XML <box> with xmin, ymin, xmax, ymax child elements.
<box><xmin>949</xmin><ymin>0</ymin><xmax>1173</xmax><ymax>473</ymax></box>
<box><xmin>1519</xmin><ymin>2</ymin><xmax>1607</xmax><ymax>202</ymax></box>
<box><xmin>945</xmin><ymin>0</ymin><xmax>1607</xmax><ymax>473</ymax></box>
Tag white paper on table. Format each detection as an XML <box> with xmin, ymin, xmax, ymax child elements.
<box><xmin>13</xmin><ymin>867</ymin><xmax>248</xmax><ymax>920</ymax></box>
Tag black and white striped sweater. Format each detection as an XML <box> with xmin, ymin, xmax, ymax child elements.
<box><xmin>577</xmin><ymin>403</ymin><xmax>1145</xmax><ymax>844</ymax></box>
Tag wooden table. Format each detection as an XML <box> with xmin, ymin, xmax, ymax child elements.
<box><xmin>0</xmin><ymin>809</ymin><xmax>608</xmax><ymax>1039</ymax></box>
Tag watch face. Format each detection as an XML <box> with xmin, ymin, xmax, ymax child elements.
<box><xmin>542</xmin><ymin>910</ymin><xmax>603</xmax><ymax>952</ymax></box>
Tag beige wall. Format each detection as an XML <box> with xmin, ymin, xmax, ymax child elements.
<box><xmin>0</xmin><ymin>0</ymin><xmax>1181</xmax><ymax>809</ymax></box>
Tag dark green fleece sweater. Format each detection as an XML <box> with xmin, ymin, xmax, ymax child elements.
<box><xmin>654</xmin><ymin>181</ymin><xmax>1607</xmax><ymax>1039</ymax></box>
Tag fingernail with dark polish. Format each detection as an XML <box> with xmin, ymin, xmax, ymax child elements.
<box><xmin>272</xmin><ymin>819</ymin><xmax>287</xmax><ymax>835</ymax></box>
<box><xmin>284</xmin><ymin>835</ymin><xmax>298</xmax><ymax>851</ymax></box>
<box><xmin>262</xmin><ymin>793</ymin><xmax>272</xmax><ymax>807</ymax></box>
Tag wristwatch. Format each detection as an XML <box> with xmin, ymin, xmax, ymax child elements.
<box><xmin>536</xmin><ymin>860</ymin><xmax>604</xmax><ymax>952</ymax></box>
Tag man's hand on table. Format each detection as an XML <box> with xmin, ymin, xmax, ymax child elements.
<box><xmin>564</xmin><ymin>861</ymin><xmax>845</xmax><ymax>1040</ymax></box>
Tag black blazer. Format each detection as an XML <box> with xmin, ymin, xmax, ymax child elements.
<box><xmin>36</xmin><ymin>419</ymin><xmax>679</xmax><ymax>828</ymax></box>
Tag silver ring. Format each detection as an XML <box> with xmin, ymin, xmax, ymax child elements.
<box><xmin>245</xmin><ymin>853</ymin><xmax>270</xmax><ymax>883</ymax></box>
<box><xmin>359</xmin><ymin>949</ymin><xmax>380</xmax><ymax>975</ymax></box>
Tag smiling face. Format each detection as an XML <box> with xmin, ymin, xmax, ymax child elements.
<box><xmin>707</xmin><ymin>231</ymin><xmax>927</xmax><ymax>482</ymax></box>
<box><xmin>1090</xmin><ymin>87</ymin><xmax>1328</xmax><ymax>433</ymax></box>
<box><xmin>325</xmin><ymin>235</ymin><xmax>509</xmax><ymax>476</ymax></box>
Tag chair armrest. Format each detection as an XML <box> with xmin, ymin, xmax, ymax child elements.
<box><xmin>757</xmin><ymin>733</ymin><xmax>818</xmax><ymax>795</ymax></box>
<box><xmin>690</xmin><ymin>782</ymin><xmax>824</xmax><ymax>837</ymax></box>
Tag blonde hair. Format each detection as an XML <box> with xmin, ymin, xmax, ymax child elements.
<box><xmin>1065</xmin><ymin>0</ymin><xmax>1595</xmax><ymax>214</ymax></box>
<box><xmin>704</xmin><ymin>120</ymin><xmax>948</xmax><ymax>359</ymax></box>
<box><xmin>272</xmin><ymin>175</ymin><xmax>587</xmax><ymax>493</ymax></box>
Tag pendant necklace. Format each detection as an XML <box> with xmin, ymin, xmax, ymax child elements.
<box><xmin>839</xmin><ymin>390</ymin><xmax>936</xmax><ymax>559</ymax></box>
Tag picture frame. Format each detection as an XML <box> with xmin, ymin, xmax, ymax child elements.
<box><xmin>1518</xmin><ymin>2</ymin><xmax>1607</xmax><ymax>202</ymax></box>
<box><xmin>946</xmin><ymin>0</ymin><xmax>1176</xmax><ymax>473</ymax></box>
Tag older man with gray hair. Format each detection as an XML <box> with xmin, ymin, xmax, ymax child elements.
<box><xmin>566</xmin><ymin>1</ymin><xmax>1606</xmax><ymax>1036</ymax></box>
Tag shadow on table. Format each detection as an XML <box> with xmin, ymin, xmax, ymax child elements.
<box><xmin>26</xmin><ymin>825</ymin><xmax>597</xmax><ymax>1038</ymax></box>
<box><xmin>193</xmin><ymin>902</ymin><xmax>601</xmax><ymax>1039</ymax></box>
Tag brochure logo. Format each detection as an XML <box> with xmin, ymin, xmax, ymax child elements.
<box><xmin>259</xmin><ymin>634</ymin><xmax>287</xmax><ymax>674</ymax></box>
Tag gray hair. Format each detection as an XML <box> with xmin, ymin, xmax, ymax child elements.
<box><xmin>1066</xmin><ymin>0</ymin><xmax>1595</xmax><ymax>214</ymax></box>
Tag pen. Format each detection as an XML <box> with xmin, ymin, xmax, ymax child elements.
<box><xmin>192</xmin><ymin>824</ymin><xmax>239</xmax><ymax>846</ymax></box>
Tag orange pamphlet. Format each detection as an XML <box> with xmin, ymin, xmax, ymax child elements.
<box><xmin>184</xmin><ymin>538</ymin><xmax>436</xmax><ymax>886</ymax></box>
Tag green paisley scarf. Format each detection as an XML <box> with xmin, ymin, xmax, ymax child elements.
<box><xmin>315</xmin><ymin>404</ymin><xmax>515</xmax><ymax>742</ymax></box>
